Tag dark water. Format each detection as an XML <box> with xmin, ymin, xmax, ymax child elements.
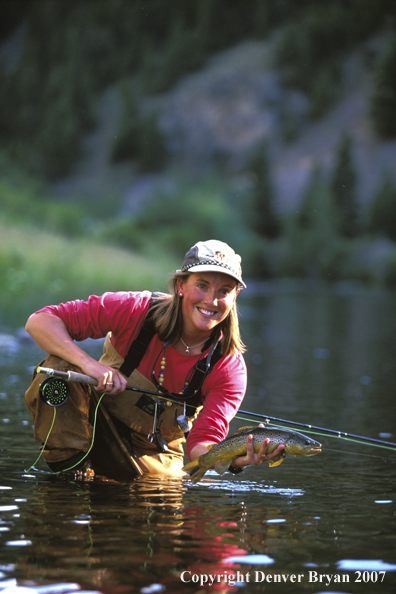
<box><xmin>1</xmin><ymin>281</ymin><xmax>396</xmax><ymax>594</ymax></box>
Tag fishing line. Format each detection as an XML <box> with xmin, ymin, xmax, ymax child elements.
<box><xmin>324</xmin><ymin>447</ymin><xmax>395</xmax><ymax>460</ymax></box>
<box><xmin>25</xmin><ymin>408</ymin><xmax>57</xmax><ymax>473</ymax></box>
<box><xmin>25</xmin><ymin>392</ymin><xmax>105</xmax><ymax>475</ymax></box>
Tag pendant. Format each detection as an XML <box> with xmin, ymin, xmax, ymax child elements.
<box><xmin>185</xmin><ymin>346</ymin><xmax>189</xmax><ymax>354</ymax></box>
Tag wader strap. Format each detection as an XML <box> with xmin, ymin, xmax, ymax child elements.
<box><xmin>119</xmin><ymin>294</ymin><xmax>163</xmax><ymax>378</ymax></box>
<box><xmin>119</xmin><ymin>317</ymin><xmax>156</xmax><ymax>377</ymax></box>
<box><xmin>183</xmin><ymin>340</ymin><xmax>223</xmax><ymax>402</ymax></box>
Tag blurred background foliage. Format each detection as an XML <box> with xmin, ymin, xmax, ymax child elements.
<box><xmin>1</xmin><ymin>0</ymin><xmax>396</xmax><ymax>326</ymax></box>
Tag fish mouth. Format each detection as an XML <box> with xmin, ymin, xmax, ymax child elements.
<box><xmin>305</xmin><ymin>446</ymin><xmax>322</xmax><ymax>456</ymax></box>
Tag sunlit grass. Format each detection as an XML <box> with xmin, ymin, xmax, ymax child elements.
<box><xmin>0</xmin><ymin>219</ymin><xmax>176</xmax><ymax>328</ymax></box>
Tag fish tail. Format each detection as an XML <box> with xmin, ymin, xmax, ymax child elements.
<box><xmin>182</xmin><ymin>459</ymin><xmax>207</xmax><ymax>483</ymax></box>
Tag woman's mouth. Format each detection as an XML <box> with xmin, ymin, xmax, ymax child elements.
<box><xmin>197</xmin><ymin>307</ymin><xmax>216</xmax><ymax>317</ymax></box>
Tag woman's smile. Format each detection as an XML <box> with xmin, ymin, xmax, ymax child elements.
<box><xmin>197</xmin><ymin>307</ymin><xmax>216</xmax><ymax>317</ymax></box>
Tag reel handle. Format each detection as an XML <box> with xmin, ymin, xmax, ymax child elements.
<box><xmin>37</xmin><ymin>366</ymin><xmax>98</xmax><ymax>386</ymax></box>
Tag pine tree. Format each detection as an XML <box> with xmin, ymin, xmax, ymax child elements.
<box><xmin>248</xmin><ymin>145</ymin><xmax>280</xmax><ymax>239</ymax></box>
<box><xmin>370</xmin><ymin>37</ymin><xmax>396</xmax><ymax>139</ymax></box>
<box><xmin>330</xmin><ymin>134</ymin><xmax>359</xmax><ymax>237</ymax></box>
<box><xmin>368</xmin><ymin>175</ymin><xmax>396</xmax><ymax>241</ymax></box>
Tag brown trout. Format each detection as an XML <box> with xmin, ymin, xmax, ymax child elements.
<box><xmin>183</xmin><ymin>425</ymin><xmax>322</xmax><ymax>483</ymax></box>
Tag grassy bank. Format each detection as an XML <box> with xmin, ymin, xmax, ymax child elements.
<box><xmin>0</xmin><ymin>219</ymin><xmax>176</xmax><ymax>329</ymax></box>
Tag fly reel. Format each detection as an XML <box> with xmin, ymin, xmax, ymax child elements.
<box><xmin>39</xmin><ymin>376</ymin><xmax>69</xmax><ymax>407</ymax></box>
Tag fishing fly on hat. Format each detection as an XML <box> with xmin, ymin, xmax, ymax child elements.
<box><xmin>177</xmin><ymin>240</ymin><xmax>246</xmax><ymax>288</ymax></box>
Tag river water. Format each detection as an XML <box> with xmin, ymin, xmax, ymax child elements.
<box><xmin>1</xmin><ymin>281</ymin><xmax>395</xmax><ymax>594</ymax></box>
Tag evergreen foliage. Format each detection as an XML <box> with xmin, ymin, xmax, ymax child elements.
<box><xmin>330</xmin><ymin>134</ymin><xmax>359</xmax><ymax>238</ymax></box>
<box><xmin>367</xmin><ymin>175</ymin><xmax>396</xmax><ymax>241</ymax></box>
<box><xmin>296</xmin><ymin>167</ymin><xmax>323</xmax><ymax>230</ymax></box>
<box><xmin>282</xmin><ymin>168</ymin><xmax>351</xmax><ymax>280</ymax></box>
<box><xmin>274</xmin><ymin>0</ymin><xmax>391</xmax><ymax>117</ymax></box>
<box><xmin>110</xmin><ymin>82</ymin><xmax>167</xmax><ymax>172</ymax></box>
<box><xmin>247</xmin><ymin>145</ymin><xmax>281</xmax><ymax>239</ymax></box>
<box><xmin>370</xmin><ymin>36</ymin><xmax>396</xmax><ymax>139</ymax></box>
<box><xmin>1</xmin><ymin>1</ymin><xmax>396</xmax><ymax>293</ymax></box>
<box><xmin>0</xmin><ymin>0</ymin><xmax>394</xmax><ymax>179</ymax></box>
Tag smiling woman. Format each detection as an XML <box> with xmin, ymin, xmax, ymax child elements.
<box><xmin>24</xmin><ymin>240</ymin><xmax>284</xmax><ymax>480</ymax></box>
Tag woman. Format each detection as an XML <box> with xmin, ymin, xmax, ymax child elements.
<box><xmin>25</xmin><ymin>239</ymin><xmax>284</xmax><ymax>477</ymax></box>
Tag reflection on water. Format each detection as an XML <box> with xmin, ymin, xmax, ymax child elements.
<box><xmin>1</xmin><ymin>282</ymin><xmax>396</xmax><ymax>593</ymax></box>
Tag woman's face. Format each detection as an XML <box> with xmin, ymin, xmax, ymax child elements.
<box><xmin>178</xmin><ymin>271</ymin><xmax>239</xmax><ymax>337</ymax></box>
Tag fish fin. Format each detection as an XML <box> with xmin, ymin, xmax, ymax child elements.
<box><xmin>188</xmin><ymin>468</ymin><xmax>207</xmax><ymax>484</ymax></box>
<box><xmin>182</xmin><ymin>459</ymin><xmax>207</xmax><ymax>483</ymax></box>
<box><xmin>182</xmin><ymin>458</ymin><xmax>199</xmax><ymax>474</ymax></box>
<box><xmin>214</xmin><ymin>459</ymin><xmax>233</xmax><ymax>475</ymax></box>
<box><xmin>233</xmin><ymin>426</ymin><xmax>255</xmax><ymax>435</ymax></box>
<box><xmin>268</xmin><ymin>453</ymin><xmax>285</xmax><ymax>467</ymax></box>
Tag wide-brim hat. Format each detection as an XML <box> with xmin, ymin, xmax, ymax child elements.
<box><xmin>176</xmin><ymin>240</ymin><xmax>246</xmax><ymax>288</ymax></box>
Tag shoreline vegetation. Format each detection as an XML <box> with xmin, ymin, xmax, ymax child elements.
<box><xmin>2</xmin><ymin>171</ymin><xmax>396</xmax><ymax>331</ymax></box>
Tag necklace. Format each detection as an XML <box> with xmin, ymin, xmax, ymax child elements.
<box><xmin>157</xmin><ymin>347</ymin><xmax>191</xmax><ymax>395</ymax></box>
<box><xmin>179</xmin><ymin>335</ymin><xmax>207</xmax><ymax>354</ymax></box>
<box><xmin>151</xmin><ymin>337</ymin><xmax>219</xmax><ymax>401</ymax></box>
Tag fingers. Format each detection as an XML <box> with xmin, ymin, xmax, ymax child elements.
<box><xmin>255</xmin><ymin>437</ymin><xmax>271</xmax><ymax>463</ymax></box>
<box><xmin>246</xmin><ymin>433</ymin><xmax>256</xmax><ymax>458</ymax></box>
<box><xmin>89</xmin><ymin>367</ymin><xmax>127</xmax><ymax>394</ymax></box>
<box><xmin>256</xmin><ymin>438</ymin><xmax>285</xmax><ymax>461</ymax></box>
<box><xmin>270</xmin><ymin>444</ymin><xmax>285</xmax><ymax>458</ymax></box>
<box><xmin>233</xmin><ymin>436</ymin><xmax>285</xmax><ymax>469</ymax></box>
<box><xmin>96</xmin><ymin>369</ymin><xmax>115</xmax><ymax>393</ymax></box>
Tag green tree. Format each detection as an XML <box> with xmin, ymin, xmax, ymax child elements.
<box><xmin>296</xmin><ymin>166</ymin><xmax>322</xmax><ymax>230</ymax></box>
<box><xmin>330</xmin><ymin>134</ymin><xmax>359</xmax><ymax>237</ymax></box>
<box><xmin>248</xmin><ymin>145</ymin><xmax>280</xmax><ymax>239</ymax></box>
<box><xmin>367</xmin><ymin>175</ymin><xmax>396</xmax><ymax>241</ymax></box>
<box><xmin>370</xmin><ymin>37</ymin><xmax>396</xmax><ymax>138</ymax></box>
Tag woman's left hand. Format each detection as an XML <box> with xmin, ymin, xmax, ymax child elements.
<box><xmin>232</xmin><ymin>425</ymin><xmax>285</xmax><ymax>469</ymax></box>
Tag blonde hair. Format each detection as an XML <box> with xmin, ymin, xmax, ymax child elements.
<box><xmin>150</xmin><ymin>273</ymin><xmax>245</xmax><ymax>357</ymax></box>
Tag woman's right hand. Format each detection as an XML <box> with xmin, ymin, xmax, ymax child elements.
<box><xmin>78</xmin><ymin>359</ymin><xmax>128</xmax><ymax>394</ymax></box>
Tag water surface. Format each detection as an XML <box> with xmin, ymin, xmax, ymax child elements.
<box><xmin>1</xmin><ymin>281</ymin><xmax>395</xmax><ymax>594</ymax></box>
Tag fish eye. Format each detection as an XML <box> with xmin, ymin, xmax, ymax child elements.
<box><xmin>304</xmin><ymin>440</ymin><xmax>311</xmax><ymax>445</ymax></box>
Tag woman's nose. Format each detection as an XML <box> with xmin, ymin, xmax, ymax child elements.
<box><xmin>205</xmin><ymin>290</ymin><xmax>217</xmax><ymax>305</ymax></box>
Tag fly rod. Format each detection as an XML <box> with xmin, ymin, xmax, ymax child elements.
<box><xmin>37</xmin><ymin>366</ymin><xmax>396</xmax><ymax>449</ymax></box>
<box><xmin>238</xmin><ymin>409</ymin><xmax>396</xmax><ymax>449</ymax></box>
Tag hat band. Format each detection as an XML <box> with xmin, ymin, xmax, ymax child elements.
<box><xmin>181</xmin><ymin>259</ymin><xmax>241</xmax><ymax>279</ymax></box>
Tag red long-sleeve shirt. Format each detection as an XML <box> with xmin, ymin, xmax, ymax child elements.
<box><xmin>37</xmin><ymin>291</ymin><xmax>247</xmax><ymax>458</ymax></box>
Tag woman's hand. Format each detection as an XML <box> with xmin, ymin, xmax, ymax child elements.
<box><xmin>79</xmin><ymin>359</ymin><xmax>128</xmax><ymax>395</ymax></box>
<box><xmin>231</xmin><ymin>424</ymin><xmax>285</xmax><ymax>470</ymax></box>
<box><xmin>232</xmin><ymin>436</ymin><xmax>284</xmax><ymax>469</ymax></box>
